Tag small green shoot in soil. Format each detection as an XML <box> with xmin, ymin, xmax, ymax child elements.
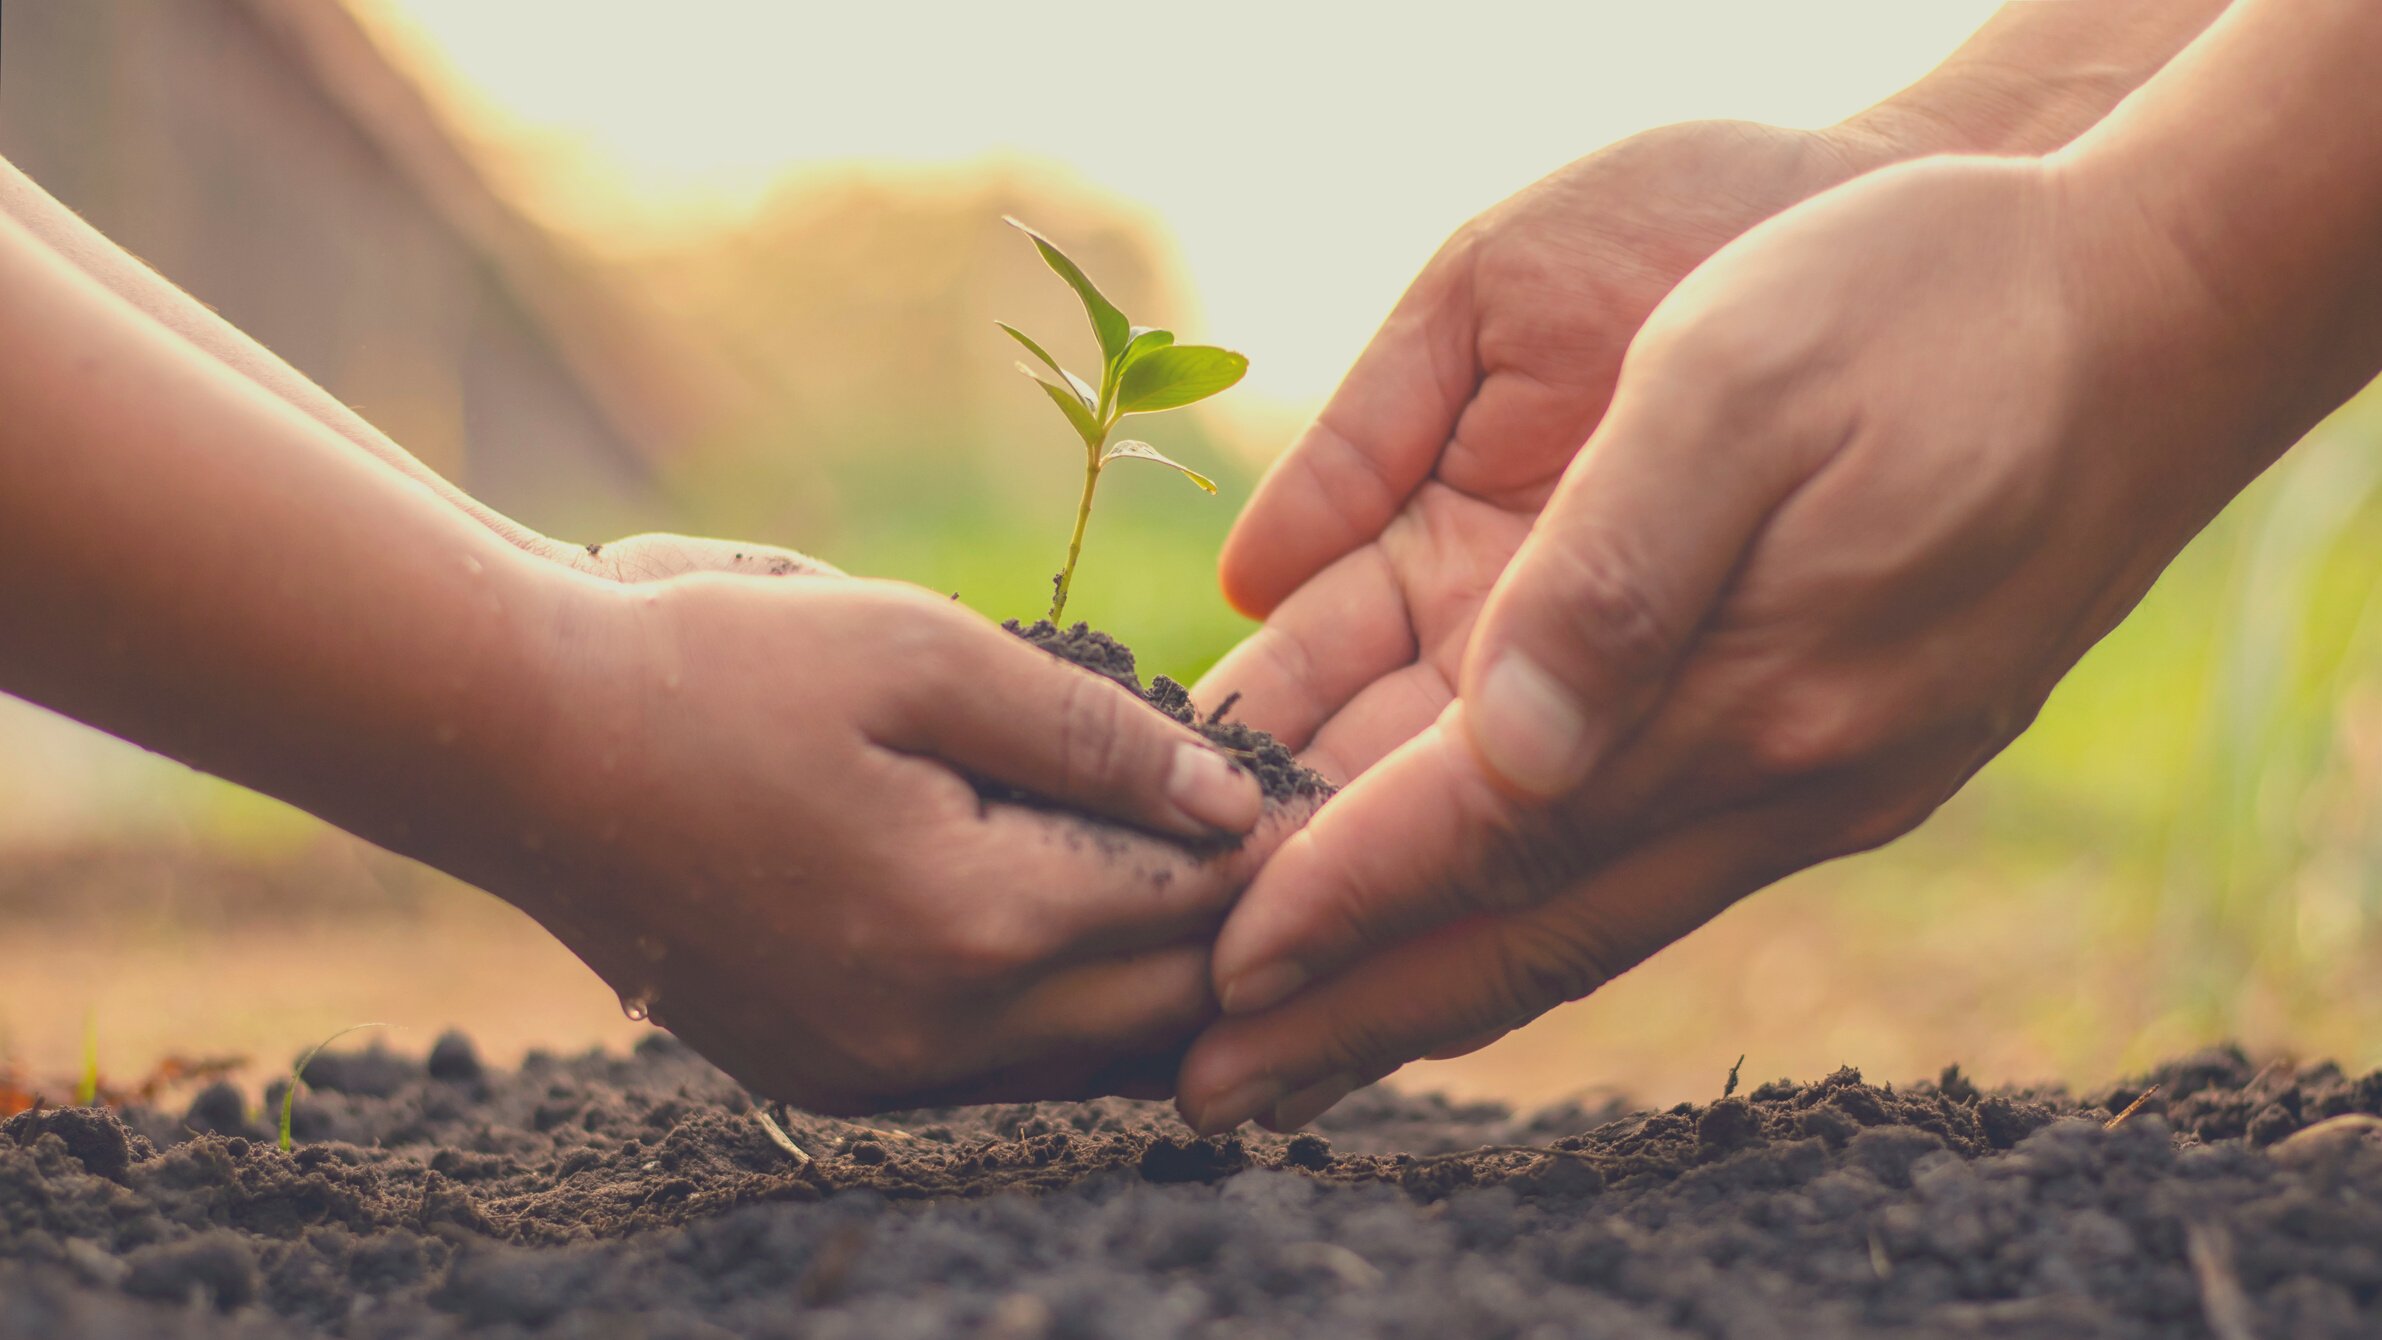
<box><xmin>999</xmin><ymin>217</ymin><xmax>1247</xmax><ymax>622</ymax></box>
<box><xmin>279</xmin><ymin>1022</ymin><xmax>387</xmax><ymax>1151</ymax></box>
<box><xmin>73</xmin><ymin>1013</ymin><xmax>98</xmax><ymax>1107</ymax></box>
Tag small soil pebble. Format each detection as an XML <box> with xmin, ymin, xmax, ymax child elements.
<box><xmin>3</xmin><ymin>1041</ymin><xmax>2380</xmax><ymax>1336</ymax></box>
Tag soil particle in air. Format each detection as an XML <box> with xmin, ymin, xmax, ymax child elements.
<box><xmin>993</xmin><ymin>619</ymin><xmax>1335</xmax><ymax>811</ymax></box>
<box><xmin>5</xmin><ymin>1039</ymin><xmax>2381</xmax><ymax>1336</ymax></box>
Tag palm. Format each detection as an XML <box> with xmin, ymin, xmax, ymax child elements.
<box><xmin>1202</xmin><ymin>120</ymin><xmax>1862</xmax><ymax>778</ymax></box>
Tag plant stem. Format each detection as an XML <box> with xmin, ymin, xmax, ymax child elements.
<box><xmin>1050</xmin><ymin>443</ymin><xmax>1103</xmax><ymax>623</ymax></box>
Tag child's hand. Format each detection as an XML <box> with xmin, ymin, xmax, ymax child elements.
<box><xmin>565</xmin><ymin>532</ymin><xmax>844</xmax><ymax>584</ymax></box>
<box><xmin>471</xmin><ymin>573</ymin><xmax>1298</xmax><ymax>1114</ymax></box>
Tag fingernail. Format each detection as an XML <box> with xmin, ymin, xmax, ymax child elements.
<box><xmin>1190</xmin><ymin>1077</ymin><xmax>1284</xmax><ymax>1137</ymax></box>
<box><xmin>1468</xmin><ymin>653</ymin><xmax>1597</xmax><ymax>796</ymax></box>
<box><xmin>1269</xmin><ymin>1072</ymin><xmax>1360</xmax><ymax>1132</ymax></box>
<box><xmin>1219</xmin><ymin>961</ymin><xmax>1308</xmax><ymax>1016</ymax></box>
<box><xmin>1167</xmin><ymin>743</ymin><xmax>1262</xmax><ymax>834</ymax></box>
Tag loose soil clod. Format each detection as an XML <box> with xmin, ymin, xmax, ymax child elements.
<box><xmin>3</xmin><ymin>1038</ymin><xmax>2380</xmax><ymax>1336</ymax></box>
<box><xmin>993</xmin><ymin>620</ymin><xmax>1335</xmax><ymax>814</ymax></box>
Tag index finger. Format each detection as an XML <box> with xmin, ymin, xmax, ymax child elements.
<box><xmin>1206</xmin><ymin>704</ymin><xmax>1543</xmax><ymax>1018</ymax></box>
<box><xmin>1178</xmin><ymin>789</ymin><xmax>1819</xmax><ymax>1135</ymax></box>
<box><xmin>1219</xmin><ymin>256</ymin><xmax>1477</xmax><ymax>617</ymax></box>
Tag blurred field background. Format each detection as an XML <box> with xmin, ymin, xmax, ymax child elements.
<box><xmin>5</xmin><ymin>0</ymin><xmax>2382</xmax><ymax>1113</ymax></box>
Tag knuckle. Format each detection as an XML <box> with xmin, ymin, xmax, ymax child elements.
<box><xmin>1471</xmin><ymin>803</ymin><xmax>1593</xmax><ymax>913</ymax></box>
<box><xmin>1742</xmin><ymin>678</ymin><xmax>1887</xmax><ymax>780</ymax></box>
<box><xmin>1480</xmin><ymin>924</ymin><xmax>1608</xmax><ymax>1023</ymax></box>
<box><xmin>1310</xmin><ymin>1013</ymin><xmax>1400</xmax><ymax>1081</ymax></box>
<box><xmin>881</xmin><ymin>606</ymin><xmax>973</xmax><ymax>692</ymax></box>
<box><xmin>1295</xmin><ymin>418</ymin><xmax>1406</xmax><ymax>547</ymax></box>
<box><xmin>921</xmin><ymin>908</ymin><xmax>1035</xmax><ymax>986</ymax></box>
<box><xmin>1640</xmin><ymin>285</ymin><xmax>1820</xmax><ymax>399</ymax></box>
<box><xmin>1537</xmin><ymin>536</ymin><xmax>1677</xmax><ymax>679</ymax></box>
<box><xmin>1054</xmin><ymin>671</ymin><xmax>1142</xmax><ymax>793</ymax></box>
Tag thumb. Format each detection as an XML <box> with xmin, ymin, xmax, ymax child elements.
<box><xmin>1457</xmin><ymin>359</ymin><xmax>1807</xmax><ymax>797</ymax></box>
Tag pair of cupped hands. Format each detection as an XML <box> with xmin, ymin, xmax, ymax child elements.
<box><xmin>534</xmin><ymin>117</ymin><xmax>2274</xmax><ymax>1133</ymax></box>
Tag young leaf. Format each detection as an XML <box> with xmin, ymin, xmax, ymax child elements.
<box><xmin>1019</xmin><ymin>365</ymin><xmax>1104</xmax><ymax>446</ymax></box>
<box><xmin>996</xmin><ymin>322</ymin><xmax>1092</xmax><ymax>403</ymax></box>
<box><xmin>1005</xmin><ymin>217</ymin><xmax>1131</xmax><ymax>366</ymax></box>
<box><xmin>1103</xmin><ymin>439</ymin><xmax>1218</xmax><ymax>493</ymax></box>
<box><xmin>1117</xmin><ymin>345</ymin><xmax>1249</xmax><ymax>415</ymax></box>
<box><xmin>1118</xmin><ymin>326</ymin><xmax>1175</xmax><ymax>375</ymax></box>
<box><xmin>1100</xmin><ymin>327</ymin><xmax>1174</xmax><ymax>416</ymax></box>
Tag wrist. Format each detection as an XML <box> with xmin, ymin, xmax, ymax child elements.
<box><xmin>1834</xmin><ymin>0</ymin><xmax>2233</xmax><ymax>164</ymax></box>
<box><xmin>343</xmin><ymin>549</ymin><xmax>596</xmax><ymax>887</ymax></box>
<box><xmin>2045</xmin><ymin>0</ymin><xmax>2382</xmax><ymax>486</ymax></box>
<box><xmin>1836</xmin><ymin>64</ymin><xmax>2119</xmax><ymax>165</ymax></box>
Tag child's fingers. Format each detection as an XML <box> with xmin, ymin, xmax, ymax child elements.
<box><xmin>882</xmin><ymin>607</ymin><xmax>1263</xmax><ymax>842</ymax></box>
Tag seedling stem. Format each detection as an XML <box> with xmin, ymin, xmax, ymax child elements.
<box><xmin>998</xmin><ymin>217</ymin><xmax>1246</xmax><ymax>623</ymax></box>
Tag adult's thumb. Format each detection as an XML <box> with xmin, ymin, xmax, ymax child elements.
<box><xmin>1458</xmin><ymin>373</ymin><xmax>1803</xmax><ymax>798</ymax></box>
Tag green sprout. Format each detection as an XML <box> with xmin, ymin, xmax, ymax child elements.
<box><xmin>1000</xmin><ymin>217</ymin><xmax>1247</xmax><ymax>623</ymax></box>
<box><xmin>278</xmin><ymin>1022</ymin><xmax>385</xmax><ymax>1152</ymax></box>
<box><xmin>73</xmin><ymin>1012</ymin><xmax>98</xmax><ymax>1107</ymax></box>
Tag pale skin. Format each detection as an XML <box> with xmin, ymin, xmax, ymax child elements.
<box><xmin>1181</xmin><ymin>0</ymin><xmax>2382</xmax><ymax>1135</ymax></box>
<box><xmin>0</xmin><ymin>171</ymin><xmax>1302</xmax><ymax>1114</ymax></box>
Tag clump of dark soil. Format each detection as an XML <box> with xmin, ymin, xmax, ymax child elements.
<box><xmin>998</xmin><ymin>619</ymin><xmax>1335</xmax><ymax>812</ymax></box>
<box><xmin>5</xmin><ymin>1037</ymin><xmax>2380</xmax><ymax>1337</ymax></box>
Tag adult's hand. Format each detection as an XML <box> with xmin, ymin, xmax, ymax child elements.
<box><xmin>1181</xmin><ymin>100</ymin><xmax>2381</xmax><ymax>1131</ymax></box>
<box><xmin>1199</xmin><ymin>0</ymin><xmax>2229</xmax><ymax>786</ymax></box>
<box><xmin>1196</xmin><ymin>120</ymin><xmax>1877</xmax><ymax>786</ymax></box>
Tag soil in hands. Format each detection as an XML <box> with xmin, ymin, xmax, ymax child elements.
<box><xmin>6</xmin><ymin>1037</ymin><xmax>2382</xmax><ymax>1337</ymax></box>
<box><xmin>991</xmin><ymin>619</ymin><xmax>1335</xmax><ymax>814</ymax></box>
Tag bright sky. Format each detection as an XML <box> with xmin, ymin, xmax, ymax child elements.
<box><xmin>363</xmin><ymin>0</ymin><xmax>2002</xmax><ymax>406</ymax></box>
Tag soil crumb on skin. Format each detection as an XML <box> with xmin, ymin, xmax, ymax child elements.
<box><xmin>5</xmin><ymin>1039</ymin><xmax>2382</xmax><ymax>1337</ymax></box>
<box><xmin>995</xmin><ymin>620</ymin><xmax>1336</xmax><ymax>810</ymax></box>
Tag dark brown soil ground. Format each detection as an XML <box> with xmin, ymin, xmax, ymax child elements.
<box><xmin>5</xmin><ymin>1037</ymin><xmax>2380</xmax><ymax>1337</ymax></box>
<box><xmin>994</xmin><ymin>620</ymin><xmax>1336</xmax><ymax>813</ymax></box>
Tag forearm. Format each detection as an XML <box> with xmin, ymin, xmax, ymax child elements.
<box><xmin>2048</xmin><ymin>0</ymin><xmax>2382</xmax><ymax>487</ymax></box>
<box><xmin>0</xmin><ymin>154</ymin><xmax>574</xmax><ymax>565</ymax></box>
<box><xmin>0</xmin><ymin>207</ymin><xmax>569</xmax><ymax>866</ymax></box>
<box><xmin>1838</xmin><ymin>0</ymin><xmax>2232</xmax><ymax>161</ymax></box>
<box><xmin>2060</xmin><ymin>0</ymin><xmax>2382</xmax><ymax>452</ymax></box>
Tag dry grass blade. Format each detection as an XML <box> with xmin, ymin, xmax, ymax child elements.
<box><xmin>2104</xmin><ymin>1084</ymin><xmax>2161</xmax><ymax>1130</ymax></box>
<box><xmin>281</xmin><ymin>1022</ymin><xmax>388</xmax><ymax>1152</ymax></box>
<box><xmin>2184</xmin><ymin>1221</ymin><xmax>2258</xmax><ymax>1340</ymax></box>
<box><xmin>754</xmin><ymin>1107</ymin><xmax>811</xmax><ymax>1166</ymax></box>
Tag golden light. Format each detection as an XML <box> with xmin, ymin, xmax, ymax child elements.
<box><xmin>356</xmin><ymin>0</ymin><xmax>2001</xmax><ymax>407</ymax></box>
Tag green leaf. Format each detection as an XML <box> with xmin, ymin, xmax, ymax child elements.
<box><xmin>1102</xmin><ymin>439</ymin><xmax>1218</xmax><ymax>493</ymax></box>
<box><xmin>1117</xmin><ymin>344</ymin><xmax>1248</xmax><ymax>415</ymax></box>
<box><xmin>1118</xmin><ymin>326</ymin><xmax>1175</xmax><ymax>375</ymax></box>
<box><xmin>1005</xmin><ymin>216</ymin><xmax>1131</xmax><ymax>367</ymax></box>
<box><xmin>1019</xmin><ymin>364</ymin><xmax>1103</xmax><ymax>446</ymax></box>
<box><xmin>996</xmin><ymin>322</ymin><xmax>1094</xmax><ymax>403</ymax></box>
<box><xmin>1100</xmin><ymin>327</ymin><xmax>1174</xmax><ymax>417</ymax></box>
<box><xmin>1000</xmin><ymin>322</ymin><xmax>1097</xmax><ymax>407</ymax></box>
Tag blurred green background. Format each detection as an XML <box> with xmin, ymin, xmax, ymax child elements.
<box><xmin>2</xmin><ymin>0</ymin><xmax>2378</xmax><ymax>1108</ymax></box>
